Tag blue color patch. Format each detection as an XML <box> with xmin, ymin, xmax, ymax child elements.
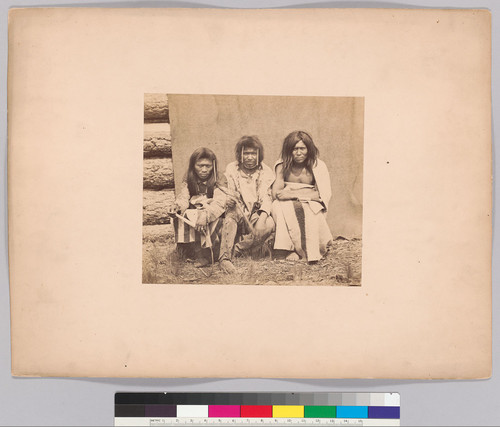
<box><xmin>336</xmin><ymin>406</ymin><xmax>368</xmax><ymax>418</ymax></box>
<box><xmin>368</xmin><ymin>406</ymin><xmax>400</xmax><ymax>419</ymax></box>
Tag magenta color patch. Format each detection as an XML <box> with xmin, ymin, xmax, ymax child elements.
<box><xmin>208</xmin><ymin>405</ymin><xmax>241</xmax><ymax>417</ymax></box>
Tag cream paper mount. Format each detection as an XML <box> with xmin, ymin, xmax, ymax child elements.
<box><xmin>8</xmin><ymin>8</ymin><xmax>491</xmax><ymax>378</ymax></box>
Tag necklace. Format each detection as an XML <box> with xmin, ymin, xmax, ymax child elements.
<box><xmin>235</xmin><ymin>166</ymin><xmax>262</xmax><ymax>200</ymax></box>
<box><xmin>240</xmin><ymin>167</ymin><xmax>258</xmax><ymax>184</ymax></box>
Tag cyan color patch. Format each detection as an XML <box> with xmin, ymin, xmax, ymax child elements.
<box><xmin>336</xmin><ymin>406</ymin><xmax>368</xmax><ymax>418</ymax></box>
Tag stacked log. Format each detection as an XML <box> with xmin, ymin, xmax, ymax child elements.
<box><xmin>143</xmin><ymin>158</ymin><xmax>174</xmax><ymax>190</ymax></box>
<box><xmin>143</xmin><ymin>189</ymin><xmax>175</xmax><ymax>225</ymax></box>
<box><xmin>144</xmin><ymin>93</ymin><xmax>169</xmax><ymax>123</ymax></box>
<box><xmin>143</xmin><ymin>94</ymin><xmax>175</xmax><ymax>226</ymax></box>
<box><xmin>144</xmin><ymin>133</ymin><xmax>172</xmax><ymax>158</ymax></box>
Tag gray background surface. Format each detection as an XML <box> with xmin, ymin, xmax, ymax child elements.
<box><xmin>1</xmin><ymin>0</ymin><xmax>498</xmax><ymax>425</ymax></box>
<box><xmin>169</xmin><ymin>94</ymin><xmax>364</xmax><ymax>238</ymax></box>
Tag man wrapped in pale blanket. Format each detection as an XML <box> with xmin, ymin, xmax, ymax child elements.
<box><xmin>271</xmin><ymin>131</ymin><xmax>333</xmax><ymax>263</ymax></box>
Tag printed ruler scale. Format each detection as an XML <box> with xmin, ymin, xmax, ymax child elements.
<box><xmin>115</xmin><ymin>393</ymin><xmax>400</xmax><ymax>426</ymax></box>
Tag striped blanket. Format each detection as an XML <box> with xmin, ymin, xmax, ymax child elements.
<box><xmin>173</xmin><ymin>209</ymin><xmax>222</xmax><ymax>249</ymax></box>
<box><xmin>272</xmin><ymin>196</ymin><xmax>332</xmax><ymax>262</ymax></box>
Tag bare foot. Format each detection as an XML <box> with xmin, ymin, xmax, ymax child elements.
<box><xmin>220</xmin><ymin>259</ymin><xmax>236</xmax><ymax>274</ymax></box>
<box><xmin>285</xmin><ymin>252</ymin><xmax>300</xmax><ymax>261</ymax></box>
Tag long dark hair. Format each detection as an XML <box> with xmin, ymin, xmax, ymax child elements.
<box><xmin>186</xmin><ymin>147</ymin><xmax>218</xmax><ymax>198</ymax></box>
<box><xmin>281</xmin><ymin>130</ymin><xmax>319</xmax><ymax>180</ymax></box>
<box><xmin>235</xmin><ymin>135</ymin><xmax>264</xmax><ymax>165</ymax></box>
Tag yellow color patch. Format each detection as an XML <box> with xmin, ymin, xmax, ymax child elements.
<box><xmin>273</xmin><ymin>405</ymin><xmax>304</xmax><ymax>418</ymax></box>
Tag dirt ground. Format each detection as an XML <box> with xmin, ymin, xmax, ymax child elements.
<box><xmin>142</xmin><ymin>224</ymin><xmax>362</xmax><ymax>286</ymax></box>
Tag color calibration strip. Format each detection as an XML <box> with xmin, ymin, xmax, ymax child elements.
<box><xmin>115</xmin><ymin>393</ymin><xmax>400</xmax><ymax>426</ymax></box>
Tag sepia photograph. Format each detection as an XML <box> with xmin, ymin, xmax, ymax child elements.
<box><xmin>7</xmin><ymin>6</ymin><xmax>492</xmax><ymax>384</ymax></box>
<box><xmin>142</xmin><ymin>94</ymin><xmax>364</xmax><ymax>286</ymax></box>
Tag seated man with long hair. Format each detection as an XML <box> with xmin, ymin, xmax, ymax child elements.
<box><xmin>168</xmin><ymin>147</ymin><xmax>226</xmax><ymax>267</ymax></box>
<box><xmin>271</xmin><ymin>130</ymin><xmax>333</xmax><ymax>263</ymax></box>
<box><xmin>218</xmin><ymin>135</ymin><xmax>275</xmax><ymax>274</ymax></box>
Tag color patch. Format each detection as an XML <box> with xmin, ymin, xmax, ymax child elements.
<box><xmin>273</xmin><ymin>405</ymin><xmax>304</xmax><ymax>418</ymax></box>
<box><xmin>240</xmin><ymin>405</ymin><xmax>273</xmax><ymax>418</ymax></box>
<box><xmin>208</xmin><ymin>405</ymin><xmax>240</xmax><ymax>417</ymax></box>
<box><xmin>336</xmin><ymin>406</ymin><xmax>368</xmax><ymax>418</ymax></box>
<box><xmin>176</xmin><ymin>405</ymin><xmax>208</xmax><ymax>418</ymax></box>
<box><xmin>385</xmin><ymin>393</ymin><xmax>400</xmax><ymax>406</ymax></box>
<box><xmin>114</xmin><ymin>404</ymin><xmax>145</xmax><ymax>417</ymax></box>
<box><xmin>354</xmin><ymin>393</ymin><xmax>371</xmax><ymax>406</ymax></box>
<box><xmin>368</xmin><ymin>406</ymin><xmax>400</xmax><ymax>419</ymax></box>
<box><xmin>369</xmin><ymin>393</ymin><xmax>386</xmax><ymax>406</ymax></box>
<box><xmin>304</xmin><ymin>406</ymin><xmax>336</xmax><ymax>418</ymax></box>
<box><xmin>145</xmin><ymin>405</ymin><xmax>176</xmax><ymax>417</ymax></box>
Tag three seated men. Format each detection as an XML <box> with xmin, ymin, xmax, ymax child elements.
<box><xmin>169</xmin><ymin>131</ymin><xmax>332</xmax><ymax>273</ymax></box>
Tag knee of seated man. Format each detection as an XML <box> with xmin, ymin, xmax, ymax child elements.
<box><xmin>224</xmin><ymin>209</ymin><xmax>240</xmax><ymax>223</ymax></box>
<box><xmin>265</xmin><ymin>215</ymin><xmax>275</xmax><ymax>233</ymax></box>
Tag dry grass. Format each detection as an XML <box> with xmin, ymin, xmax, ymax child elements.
<box><xmin>143</xmin><ymin>224</ymin><xmax>362</xmax><ymax>286</ymax></box>
<box><xmin>142</xmin><ymin>242</ymin><xmax>161</xmax><ymax>284</ymax></box>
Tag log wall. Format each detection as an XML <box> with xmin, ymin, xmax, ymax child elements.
<box><xmin>143</xmin><ymin>94</ymin><xmax>174</xmax><ymax>225</ymax></box>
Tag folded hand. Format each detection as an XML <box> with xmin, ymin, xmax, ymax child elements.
<box><xmin>276</xmin><ymin>188</ymin><xmax>297</xmax><ymax>201</ymax></box>
<box><xmin>226</xmin><ymin>196</ymin><xmax>237</xmax><ymax>209</ymax></box>
<box><xmin>195</xmin><ymin>210</ymin><xmax>207</xmax><ymax>233</ymax></box>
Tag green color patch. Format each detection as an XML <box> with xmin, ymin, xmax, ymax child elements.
<box><xmin>304</xmin><ymin>406</ymin><xmax>336</xmax><ymax>418</ymax></box>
